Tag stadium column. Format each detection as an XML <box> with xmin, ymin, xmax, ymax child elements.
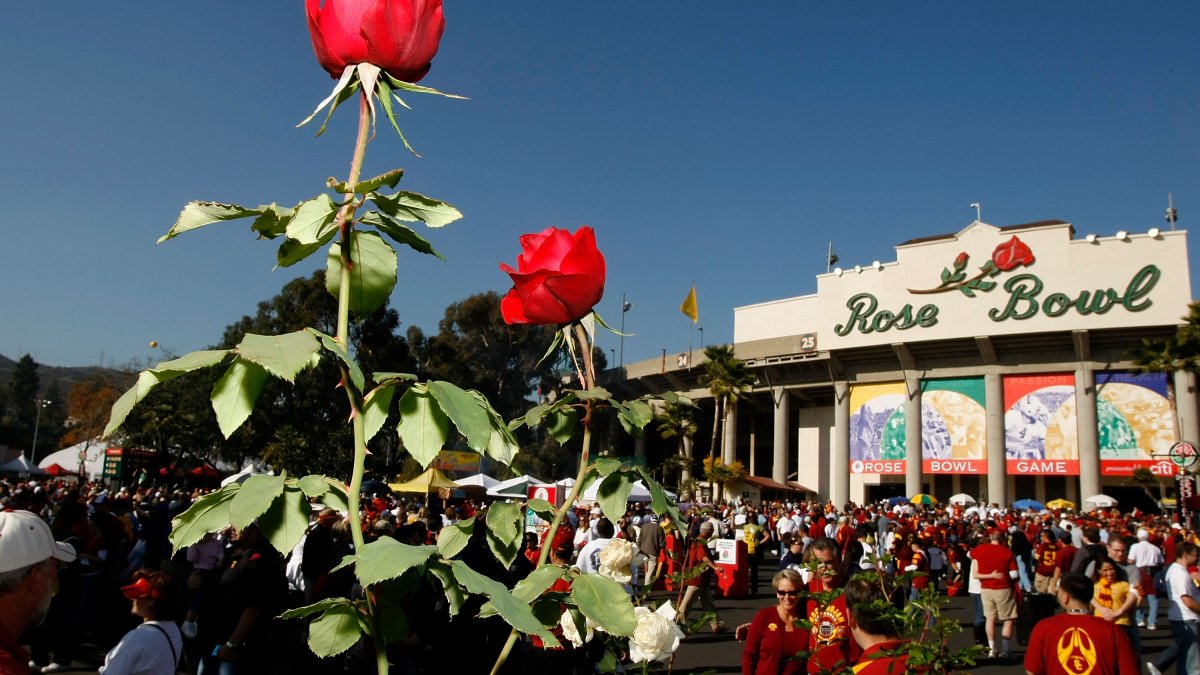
<box><xmin>772</xmin><ymin>387</ymin><xmax>789</xmax><ymax>485</ymax></box>
<box><xmin>905</xmin><ymin>376</ymin><xmax>922</xmax><ymax>498</ymax></box>
<box><xmin>723</xmin><ymin>403</ymin><xmax>738</xmax><ymax>465</ymax></box>
<box><xmin>1075</xmin><ymin>365</ymin><xmax>1100</xmax><ymax>500</ymax></box>
<box><xmin>832</xmin><ymin>380</ymin><xmax>850</xmax><ymax>507</ymax></box>
<box><xmin>1176</xmin><ymin>370</ymin><xmax>1200</xmax><ymax>444</ymax></box>
<box><xmin>985</xmin><ymin>373</ymin><xmax>1006</xmax><ymax>506</ymax></box>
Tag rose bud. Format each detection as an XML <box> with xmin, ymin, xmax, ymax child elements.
<box><xmin>499</xmin><ymin>226</ymin><xmax>607</xmax><ymax>325</ymax></box>
<box><xmin>306</xmin><ymin>0</ymin><xmax>445</xmax><ymax>82</ymax></box>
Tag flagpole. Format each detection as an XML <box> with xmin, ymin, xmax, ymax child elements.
<box><xmin>688</xmin><ymin>279</ymin><xmax>694</xmax><ymax>367</ymax></box>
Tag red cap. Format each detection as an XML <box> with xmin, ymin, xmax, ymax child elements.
<box><xmin>121</xmin><ymin>577</ymin><xmax>158</xmax><ymax>600</ymax></box>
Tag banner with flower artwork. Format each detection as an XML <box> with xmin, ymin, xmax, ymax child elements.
<box><xmin>1004</xmin><ymin>374</ymin><xmax>1079</xmax><ymax>475</ymax></box>
<box><xmin>849</xmin><ymin>382</ymin><xmax>907</xmax><ymax>474</ymax></box>
<box><xmin>1097</xmin><ymin>371</ymin><xmax>1178</xmax><ymax>476</ymax></box>
<box><xmin>920</xmin><ymin>377</ymin><xmax>986</xmax><ymax>473</ymax></box>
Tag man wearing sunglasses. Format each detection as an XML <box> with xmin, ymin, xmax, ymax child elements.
<box><xmin>0</xmin><ymin>510</ymin><xmax>77</xmax><ymax>675</ymax></box>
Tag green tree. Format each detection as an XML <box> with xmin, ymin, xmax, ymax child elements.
<box><xmin>1130</xmin><ymin>333</ymin><xmax>1194</xmax><ymax>443</ymax></box>
<box><xmin>5</xmin><ymin>355</ymin><xmax>41</xmax><ymax>453</ymax></box>
<box><xmin>656</xmin><ymin>398</ymin><xmax>698</xmax><ymax>484</ymax></box>
<box><xmin>699</xmin><ymin>344</ymin><xmax>754</xmax><ymax>502</ymax></box>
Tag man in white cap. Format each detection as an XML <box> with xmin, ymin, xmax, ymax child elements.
<box><xmin>0</xmin><ymin>510</ymin><xmax>77</xmax><ymax>675</ymax></box>
<box><xmin>1129</xmin><ymin>527</ymin><xmax>1164</xmax><ymax>630</ymax></box>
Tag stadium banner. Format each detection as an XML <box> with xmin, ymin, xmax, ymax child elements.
<box><xmin>1004</xmin><ymin>373</ymin><xmax>1079</xmax><ymax>475</ymax></box>
<box><xmin>920</xmin><ymin>377</ymin><xmax>987</xmax><ymax>474</ymax></box>
<box><xmin>849</xmin><ymin>382</ymin><xmax>907</xmax><ymax>474</ymax></box>
<box><xmin>1097</xmin><ymin>371</ymin><xmax>1178</xmax><ymax>476</ymax></box>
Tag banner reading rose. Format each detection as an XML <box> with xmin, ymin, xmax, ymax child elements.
<box><xmin>849</xmin><ymin>382</ymin><xmax>906</xmax><ymax>474</ymax></box>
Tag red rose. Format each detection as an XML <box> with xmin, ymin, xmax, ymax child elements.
<box><xmin>953</xmin><ymin>251</ymin><xmax>969</xmax><ymax>269</ymax></box>
<box><xmin>306</xmin><ymin>0</ymin><xmax>445</xmax><ymax>82</ymax></box>
<box><xmin>991</xmin><ymin>236</ymin><xmax>1034</xmax><ymax>271</ymax></box>
<box><xmin>499</xmin><ymin>227</ymin><xmax>606</xmax><ymax>325</ymax></box>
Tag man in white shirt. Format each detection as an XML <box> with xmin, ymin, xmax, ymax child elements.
<box><xmin>577</xmin><ymin>518</ymin><xmax>615</xmax><ymax>575</ymax></box>
<box><xmin>776</xmin><ymin>510</ymin><xmax>797</xmax><ymax>556</ymax></box>
<box><xmin>1130</xmin><ymin>528</ymin><xmax>1165</xmax><ymax>630</ymax></box>
<box><xmin>1149</xmin><ymin>541</ymin><xmax>1200</xmax><ymax>675</ymax></box>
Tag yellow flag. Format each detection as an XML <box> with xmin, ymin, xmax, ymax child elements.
<box><xmin>679</xmin><ymin>285</ymin><xmax>698</xmax><ymax>323</ymax></box>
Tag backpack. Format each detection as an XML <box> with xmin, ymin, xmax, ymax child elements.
<box><xmin>1154</xmin><ymin>566</ymin><xmax>1169</xmax><ymax>598</ymax></box>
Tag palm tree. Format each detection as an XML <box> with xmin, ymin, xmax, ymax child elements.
<box><xmin>700</xmin><ymin>344</ymin><xmax>754</xmax><ymax>502</ymax></box>
<box><xmin>1127</xmin><ymin>467</ymin><xmax>1163</xmax><ymax>507</ymax></box>
<box><xmin>657</xmin><ymin>399</ymin><xmax>699</xmax><ymax>483</ymax></box>
<box><xmin>1130</xmin><ymin>334</ymin><xmax>1193</xmax><ymax>443</ymax></box>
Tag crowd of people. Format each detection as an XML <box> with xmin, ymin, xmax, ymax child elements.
<box><xmin>1</xmin><ymin>474</ymin><xmax>1197</xmax><ymax>674</ymax></box>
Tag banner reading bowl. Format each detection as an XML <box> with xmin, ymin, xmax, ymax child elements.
<box><xmin>1097</xmin><ymin>371</ymin><xmax>1178</xmax><ymax>476</ymax></box>
<box><xmin>849</xmin><ymin>382</ymin><xmax>906</xmax><ymax>474</ymax></box>
<box><xmin>1004</xmin><ymin>374</ymin><xmax>1079</xmax><ymax>475</ymax></box>
<box><xmin>920</xmin><ymin>378</ymin><xmax>986</xmax><ymax>473</ymax></box>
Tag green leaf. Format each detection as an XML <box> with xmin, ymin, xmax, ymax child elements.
<box><xmin>375</xmin><ymin>76</ymin><xmax>420</xmax><ymax>156</ymax></box>
<box><xmin>322</xmin><ymin>479</ymin><xmax>350</xmax><ymax>512</ymax></box>
<box><xmin>306</xmin><ymin>329</ymin><xmax>366</xmax><ymax>394</ymax></box>
<box><xmin>468</xmin><ymin>390</ymin><xmax>520</xmax><ymax>465</ymax></box>
<box><xmin>622</xmin><ymin>399</ymin><xmax>653</xmax><ymax>430</ymax></box>
<box><xmin>597</xmin><ymin>472</ymin><xmax>637</xmax><ymax>525</ymax></box>
<box><xmin>485</xmin><ymin>502</ymin><xmax>522</xmax><ymax>568</ymax></box>
<box><xmin>632</xmin><ymin>467</ymin><xmax>684</xmax><ymax>525</ymax></box>
<box><xmin>373</xmin><ymin>372</ymin><xmax>418</xmax><ymax>383</ymax></box>
<box><xmin>523</xmin><ymin>404</ymin><xmax>550</xmax><ymax>428</ymax></box>
<box><xmin>362</xmin><ymin>383</ymin><xmax>396</xmax><ymax>443</ymax></box>
<box><xmin>512</xmin><ymin>563</ymin><xmax>568</xmax><ymax>604</ymax></box>
<box><xmin>437</xmin><ymin>516</ymin><xmax>475</xmax><ymax>560</ymax></box>
<box><xmin>228</xmin><ymin>474</ymin><xmax>286</xmax><ymax>530</ymax></box>
<box><xmin>298</xmin><ymin>475</ymin><xmax>330</xmax><ymax>498</ymax></box>
<box><xmin>250</xmin><ymin>202</ymin><xmax>295</xmax><ymax>240</ymax></box>
<box><xmin>451</xmin><ymin>561</ymin><xmax>559</xmax><ymax>647</ymax></box>
<box><xmin>359</xmin><ymin>211</ymin><xmax>444</xmax><ymax>260</ymax></box>
<box><xmin>355</xmin><ymin>538</ymin><xmax>438</xmax><ymax>588</ymax></box>
<box><xmin>571</xmin><ymin>575</ymin><xmax>638</xmax><ymax>637</ymax></box>
<box><xmin>592</xmin><ymin>457</ymin><xmax>624</xmax><ymax>477</ymax></box>
<box><xmin>259</xmin><ymin>485</ymin><xmax>311</xmax><ymax>555</ymax></box>
<box><xmin>210</xmin><ymin>358</ymin><xmax>269</xmax><ymax>439</ymax></box>
<box><xmin>369</xmin><ymin>191</ymin><xmax>463</xmax><ymax>228</ymax></box>
<box><xmin>168</xmin><ymin>483</ymin><xmax>240</xmax><ymax>551</ymax></box>
<box><xmin>426</xmin><ymin>560</ymin><xmax>465</xmax><ymax>617</ymax></box>
<box><xmin>332</xmin><ymin>169</ymin><xmax>404</xmax><ymax>195</ymax></box>
<box><xmin>159</xmin><ymin>201</ymin><xmax>260</xmax><ymax>243</ymax></box>
<box><xmin>308</xmin><ymin>605</ymin><xmax>362</xmax><ymax>658</ymax></box>
<box><xmin>383</xmin><ymin>73</ymin><xmax>468</xmax><ymax>99</ymax></box>
<box><xmin>427</xmin><ymin>381</ymin><xmax>492</xmax><ymax>452</ymax></box>
<box><xmin>525</xmin><ymin>498</ymin><xmax>555</xmax><ymax>521</ymax></box>
<box><xmin>575</xmin><ymin>387</ymin><xmax>612</xmax><ymax>401</ymax></box>
<box><xmin>280</xmin><ymin>597</ymin><xmax>352</xmax><ymax>620</ymax></box>
<box><xmin>536</xmin><ymin>329</ymin><xmax>564</xmax><ymax>368</ymax></box>
<box><xmin>285</xmin><ymin>194</ymin><xmax>339</xmax><ymax>245</ymax></box>
<box><xmin>396</xmin><ymin>387</ymin><xmax>450</xmax><ymax>468</ymax></box>
<box><xmin>325</xmin><ymin>231</ymin><xmax>398</xmax><ymax>315</ymax></box>
<box><xmin>546</xmin><ymin>408</ymin><xmax>578</xmax><ymax>444</ymax></box>
<box><xmin>276</xmin><ymin>237</ymin><xmax>325</xmax><ymax>269</ymax></box>
<box><xmin>236</xmin><ymin>330</ymin><xmax>321</xmax><ymax>383</ymax></box>
<box><xmin>104</xmin><ymin>350</ymin><xmax>232</xmax><ymax>437</ymax></box>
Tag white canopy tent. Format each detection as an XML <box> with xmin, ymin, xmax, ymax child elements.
<box><xmin>221</xmin><ymin>463</ymin><xmax>273</xmax><ymax>486</ymax></box>
<box><xmin>38</xmin><ymin>439</ymin><xmax>106</xmax><ymax>476</ymax></box>
<box><xmin>487</xmin><ymin>474</ymin><xmax>543</xmax><ymax>498</ymax></box>
<box><xmin>456</xmin><ymin>474</ymin><xmax>500</xmax><ymax>490</ymax></box>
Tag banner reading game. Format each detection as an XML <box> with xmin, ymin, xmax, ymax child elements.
<box><xmin>920</xmin><ymin>377</ymin><xmax>986</xmax><ymax>473</ymax></box>
<box><xmin>849</xmin><ymin>382</ymin><xmax>907</xmax><ymax>474</ymax></box>
<box><xmin>1097</xmin><ymin>371</ymin><xmax>1178</xmax><ymax>476</ymax></box>
<box><xmin>1004</xmin><ymin>373</ymin><xmax>1079</xmax><ymax>475</ymax></box>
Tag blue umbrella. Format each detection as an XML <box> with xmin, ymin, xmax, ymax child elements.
<box><xmin>1012</xmin><ymin>498</ymin><xmax>1045</xmax><ymax>511</ymax></box>
<box><xmin>886</xmin><ymin>495</ymin><xmax>908</xmax><ymax>506</ymax></box>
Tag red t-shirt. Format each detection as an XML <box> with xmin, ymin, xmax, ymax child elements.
<box><xmin>1035</xmin><ymin>541</ymin><xmax>1061</xmax><ymax>575</ymax></box>
<box><xmin>971</xmin><ymin>542</ymin><xmax>1017</xmax><ymax>590</ymax></box>
<box><xmin>0</xmin><ymin>620</ymin><xmax>31</xmax><ymax>675</ymax></box>
<box><xmin>909</xmin><ymin>550</ymin><xmax>929</xmax><ymax>589</ymax></box>
<box><xmin>743</xmin><ymin>606</ymin><xmax>810</xmax><ymax>675</ymax></box>
<box><xmin>1055</xmin><ymin>544</ymin><xmax>1078</xmax><ymax>573</ymax></box>
<box><xmin>1023</xmin><ymin>612</ymin><xmax>1138</xmax><ymax>675</ymax></box>
<box><xmin>806</xmin><ymin>594</ymin><xmax>860</xmax><ymax>673</ymax></box>
<box><xmin>852</xmin><ymin>640</ymin><xmax>912</xmax><ymax>674</ymax></box>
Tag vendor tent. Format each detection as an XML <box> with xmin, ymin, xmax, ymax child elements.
<box><xmin>0</xmin><ymin>454</ymin><xmax>47</xmax><ymax>476</ymax></box>
<box><xmin>221</xmin><ymin>464</ymin><xmax>272</xmax><ymax>487</ymax></box>
<box><xmin>45</xmin><ymin>464</ymin><xmax>78</xmax><ymax>477</ymax></box>
<box><xmin>456</xmin><ymin>474</ymin><xmax>500</xmax><ymax>490</ymax></box>
<box><xmin>390</xmin><ymin>468</ymin><xmax>460</xmax><ymax>494</ymax></box>
<box><xmin>487</xmin><ymin>474</ymin><xmax>543</xmax><ymax>498</ymax></box>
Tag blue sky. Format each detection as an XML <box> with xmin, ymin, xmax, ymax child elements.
<box><xmin>3</xmin><ymin>3</ymin><xmax>1198</xmax><ymax>369</ymax></box>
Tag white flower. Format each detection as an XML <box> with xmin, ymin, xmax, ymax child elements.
<box><xmin>628</xmin><ymin>601</ymin><xmax>685</xmax><ymax>663</ymax></box>
<box><xmin>558</xmin><ymin>609</ymin><xmax>595</xmax><ymax>648</ymax></box>
<box><xmin>597</xmin><ymin>538</ymin><xmax>638</xmax><ymax>584</ymax></box>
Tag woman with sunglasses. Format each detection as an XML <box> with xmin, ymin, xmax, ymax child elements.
<box><xmin>741</xmin><ymin>569</ymin><xmax>810</xmax><ymax>675</ymax></box>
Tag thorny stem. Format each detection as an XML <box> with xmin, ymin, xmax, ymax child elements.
<box><xmin>334</xmin><ymin>88</ymin><xmax>389</xmax><ymax>675</ymax></box>
<box><xmin>490</xmin><ymin>322</ymin><xmax>596</xmax><ymax>675</ymax></box>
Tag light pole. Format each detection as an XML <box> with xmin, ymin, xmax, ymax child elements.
<box><xmin>698</xmin><ymin>326</ymin><xmax>704</xmax><ymax>349</ymax></box>
<box><xmin>31</xmin><ymin>399</ymin><xmax>51</xmax><ymax>464</ymax></box>
<box><xmin>618</xmin><ymin>294</ymin><xmax>632</xmax><ymax>368</ymax></box>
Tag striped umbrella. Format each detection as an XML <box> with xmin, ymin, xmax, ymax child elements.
<box><xmin>910</xmin><ymin>494</ymin><xmax>937</xmax><ymax>506</ymax></box>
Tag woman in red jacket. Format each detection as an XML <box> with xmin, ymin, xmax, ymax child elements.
<box><xmin>741</xmin><ymin>569</ymin><xmax>810</xmax><ymax>675</ymax></box>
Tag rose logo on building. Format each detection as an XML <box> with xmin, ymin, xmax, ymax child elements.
<box><xmin>909</xmin><ymin>236</ymin><xmax>1035</xmax><ymax>297</ymax></box>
